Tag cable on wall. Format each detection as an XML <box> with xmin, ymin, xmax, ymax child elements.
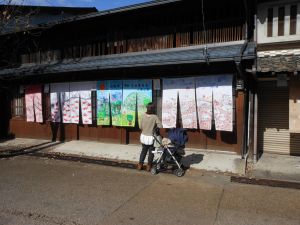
<box><xmin>201</xmin><ymin>0</ymin><xmax>209</xmax><ymax>65</ymax></box>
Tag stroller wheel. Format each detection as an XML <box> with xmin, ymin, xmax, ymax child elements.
<box><xmin>150</xmin><ymin>166</ymin><xmax>158</xmax><ymax>175</ymax></box>
<box><xmin>156</xmin><ymin>164</ymin><xmax>161</xmax><ymax>170</ymax></box>
<box><xmin>174</xmin><ymin>168</ymin><xmax>185</xmax><ymax>177</ymax></box>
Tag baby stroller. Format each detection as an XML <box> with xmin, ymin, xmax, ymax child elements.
<box><xmin>151</xmin><ymin>128</ymin><xmax>188</xmax><ymax>177</ymax></box>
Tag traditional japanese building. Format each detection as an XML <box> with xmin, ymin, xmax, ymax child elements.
<box><xmin>0</xmin><ymin>0</ymin><xmax>256</xmax><ymax>158</ymax></box>
<box><xmin>0</xmin><ymin>4</ymin><xmax>97</xmax><ymax>138</ymax></box>
<box><xmin>252</xmin><ymin>0</ymin><xmax>300</xmax><ymax>161</ymax></box>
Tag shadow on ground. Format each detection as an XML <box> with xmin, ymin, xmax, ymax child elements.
<box><xmin>181</xmin><ymin>153</ymin><xmax>204</xmax><ymax>169</ymax></box>
<box><xmin>0</xmin><ymin>141</ymin><xmax>62</xmax><ymax>158</ymax></box>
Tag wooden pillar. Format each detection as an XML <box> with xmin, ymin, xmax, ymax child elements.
<box><xmin>236</xmin><ymin>90</ymin><xmax>245</xmax><ymax>155</ymax></box>
<box><xmin>0</xmin><ymin>90</ymin><xmax>10</xmax><ymax>138</ymax></box>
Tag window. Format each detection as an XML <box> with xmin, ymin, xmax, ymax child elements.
<box><xmin>12</xmin><ymin>92</ymin><xmax>24</xmax><ymax>117</ymax></box>
<box><xmin>278</xmin><ymin>7</ymin><xmax>285</xmax><ymax>36</ymax></box>
<box><xmin>264</xmin><ymin>4</ymin><xmax>298</xmax><ymax>39</ymax></box>
<box><xmin>267</xmin><ymin>8</ymin><xmax>273</xmax><ymax>37</ymax></box>
<box><xmin>290</xmin><ymin>5</ymin><xmax>297</xmax><ymax>35</ymax></box>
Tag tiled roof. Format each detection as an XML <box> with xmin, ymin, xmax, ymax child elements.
<box><xmin>257</xmin><ymin>49</ymin><xmax>300</xmax><ymax>72</ymax></box>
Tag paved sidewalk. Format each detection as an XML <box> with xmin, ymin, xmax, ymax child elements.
<box><xmin>249</xmin><ymin>153</ymin><xmax>300</xmax><ymax>182</ymax></box>
<box><xmin>0</xmin><ymin>138</ymin><xmax>246</xmax><ymax>175</ymax></box>
<box><xmin>50</xmin><ymin>140</ymin><xmax>246</xmax><ymax>175</ymax></box>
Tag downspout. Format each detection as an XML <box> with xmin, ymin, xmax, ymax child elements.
<box><xmin>253</xmin><ymin>0</ymin><xmax>258</xmax><ymax>163</ymax></box>
<box><xmin>235</xmin><ymin>0</ymin><xmax>249</xmax><ymax>159</ymax></box>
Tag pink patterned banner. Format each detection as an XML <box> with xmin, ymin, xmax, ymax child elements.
<box><xmin>25</xmin><ymin>92</ymin><xmax>34</xmax><ymax>122</ymax></box>
<box><xmin>162</xmin><ymin>78</ymin><xmax>197</xmax><ymax>129</ymax></box>
<box><xmin>213</xmin><ymin>75</ymin><xmax>233</xmax><ymax>132</ymax></box>
<box><xmin>25</xmin><ymin>85</ymin><xmax>43</xmax><ymax>123</ymax></box>
<box><xmin>60</xmin><ymin>90</ymin><xmax>71</xmax><ymax>123</ymax></box>
<box><xmin>80</xmin><ymin>91</ymin><xmax>92</xmax><ymax>125</ymax></box>
<box><xmin>70</xmin><ymin>82</ymin><xmax>80</xmax><ymax>124</ymax></box>
<box><xmin>195</xmin><ymin>76</ymin><xmax>215</xmax><ymax>130</ymax></box>
<box><xmin>34</xmin><ymin>91</ymin><xmax>43</xmax><ymax>123</ymax></box>
<box><xmin>178</xmin><ymin>77</ymin><xmax>197</xmax><ymax>129</ymax></box>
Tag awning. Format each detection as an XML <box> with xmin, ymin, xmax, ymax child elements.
<box><xmin>0</xmin><ymin>42</ymin><xmax>255</xmax><ymax>80</ymax></box>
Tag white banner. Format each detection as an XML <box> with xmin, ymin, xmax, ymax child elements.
<box><xmin>78</xmin><ymin>81</ymin><xmax>95</xmax><ymax>125</ymax></box>
<box><xmin>80</xmin><ymin>81</ymin><xmax>97</xmax><ymax>91</ymax></box>
<box><xmin>51</xmin><ymin>82</ymin><xmax>95</xmax><ymax>124</ymax></box>
<box><xmin>162</xmin><ymin>79</ymin><xmax>178</xmax><ymax>128</ymax></box>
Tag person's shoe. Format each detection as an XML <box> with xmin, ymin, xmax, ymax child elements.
<box><xmin>146</xmin><ymin>164</ymin><xmax>152</xmax><ymax>172</ymax></box>
<box><xmin>137</xmin><ymin>163</ymin><xmax>143</xmax><ymax>170</ymax></box>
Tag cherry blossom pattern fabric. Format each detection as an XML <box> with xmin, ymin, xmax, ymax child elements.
<box><xmin>25</xmin><ymin>85</ymin><xmax>43</xmax><ymax>123</ymax></box>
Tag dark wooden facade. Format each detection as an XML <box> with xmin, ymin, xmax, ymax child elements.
<box><xmin>15</xmin><ymin>0</ymin><xmax>252</xmax><ymax>65</ymax></box>
<box><xmin>2</xmin><ymin>0</ymin><xmax>255</xmax><ymax>155</ymax></box>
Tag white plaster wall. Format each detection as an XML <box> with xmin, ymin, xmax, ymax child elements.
<box><xmin>257</xmin><ymin>0</ymin><xmax>300</xmax><ymax>44</ymax></box>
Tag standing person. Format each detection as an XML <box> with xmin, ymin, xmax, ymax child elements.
<box><xmin>137</xmin><ymin>103</ymin><xmax>162</xmax><ymax>171</ymax></box>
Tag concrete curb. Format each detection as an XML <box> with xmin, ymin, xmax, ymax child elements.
<box><xmin>231</xmin><ymin>176</ymin><xmax>300</xmax><ymax>190</ymax></box>
<box><xmin>30</xmin><ymin>152</ymin><xmax>178</xmax><ymax>175</ymax></box>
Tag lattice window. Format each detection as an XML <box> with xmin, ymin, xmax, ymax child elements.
<box><xmin>12</xmin><ymin>91</ymin><xmax>24</xmax><ymax>117</ymax></box>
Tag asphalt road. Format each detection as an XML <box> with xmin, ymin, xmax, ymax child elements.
<box><xmin>0</xmin><ymin>156</ymin><xmax>299</xmax><ymax>225</ymax></box>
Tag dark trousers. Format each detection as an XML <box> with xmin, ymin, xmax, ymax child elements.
<box><xmin>139</xmin><ymin>144</ymin><xmax>155</xmax><ymax>165</ymax></box>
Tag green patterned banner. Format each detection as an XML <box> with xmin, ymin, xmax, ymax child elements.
<box><xmin>110</xmin><ymin>80</ymin><xmax>123</xmax><ymax>126</ymax></box>
<box><xmin>96</xmin><ymin>79</ymin><xmax>152</xmax><ymax>127</ymax></box>
<box><xmin>122</xmin><ymin>80</ymin><xmax>137</xmax><ymax>127</ymax></box>
<box><xmin>97</xmin><ymin>81</ymin><xmax>110</xmax><ymax>125</ymax></box>
<box><xmin>137</xmin><ymin>80</ymin><xmax>152</xmax><ymax>126</ymax></box>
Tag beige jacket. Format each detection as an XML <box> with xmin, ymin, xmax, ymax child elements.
<box><xmin>139</xmin><ymin>114</ymin><xmax>162</xmax><ymax>136</ymax></box>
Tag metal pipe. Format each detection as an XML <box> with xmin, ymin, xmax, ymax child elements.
<box><xmin>253</xmin><ymin>92</ymin><xmax>258</xmax><ymax>163</ymax></box>
<box><xmin>237</xmin><ymin>0</ymin><xmax>250</xmax><ymax>159</ymax></box>
<box><xmin>243</xmin><ymin>0</ymin><xmax>249</xmax><ymax>40</ymax></box>
<box><xmin>253</xmin><ymin>0</ymin><xmax>258</xmax><ymax>163</ymax></box>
